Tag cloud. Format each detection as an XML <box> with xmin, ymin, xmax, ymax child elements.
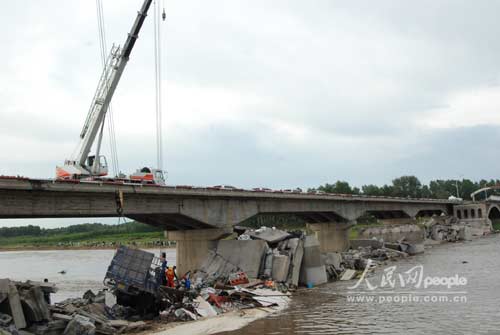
<box><xmin>419</xmin><ymin>86</ymin><xmax>500</xmax><ymax>129</ymax></box>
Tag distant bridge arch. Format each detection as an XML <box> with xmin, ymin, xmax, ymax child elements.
<box><xmin>488</xmin><ymin>205</ymin><xmax>500</xmax><ymax>221</ymax></box>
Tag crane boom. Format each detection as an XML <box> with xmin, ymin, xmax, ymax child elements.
<box><xmin>57</xmin><ymin>0</ymin><xmax>153</xmax><ymax>179</ymax></box>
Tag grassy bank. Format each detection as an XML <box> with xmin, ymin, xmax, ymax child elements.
<box><xmin>0</xmin><ymin>221</ymin><xmax>171</xmax><ymax>250</ymax></box>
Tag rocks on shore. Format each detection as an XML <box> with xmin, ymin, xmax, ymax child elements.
<box><xmin>0</xmin><ymin>279</ymin><xmax>149</xmax><ymax>335</ymax></box>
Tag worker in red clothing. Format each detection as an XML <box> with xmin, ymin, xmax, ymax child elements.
<box><xmin>166</xmin><ymin>266</ymin><xmax>176</xmax><ymax>288</ymax></box>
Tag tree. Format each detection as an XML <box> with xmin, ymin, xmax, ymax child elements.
<box><xmin>391</xmin><ymin>176</ymin><xmax>422</xmax><ymax>198</ymax></box>
<box><xmin>420</xmin><ymin>185</ymin><xmax>432</xmax><ymax>198</ymax></box>
<box><xmin>313</xmin><ymin>176</ymin><xmax>497</xmax><ymax>200</ymax></box>
<box><xmin>318</xmin><ymin>181</ymin><xmax>358</xmax><ymax>194</ymax></box>
<box><xmin>459</xmin><ymin>179</ymin><xmax>477</xmax><ymax>200</ymax></box>
<box><xmin>362</xmin><ymin>184</ymin><xmax>382</xmax><ymax>196</ymax></box>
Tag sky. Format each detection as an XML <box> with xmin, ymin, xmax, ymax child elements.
<box><xmin>1</xmin><ymin>0</ymin><xmax>500</xmax><ymax>227</ymax></box>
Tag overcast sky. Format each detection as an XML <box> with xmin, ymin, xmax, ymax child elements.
<box><xmin>1</xmin><ymin>1</ymin><xmax>500</xmax><ymax>227</ymax></box>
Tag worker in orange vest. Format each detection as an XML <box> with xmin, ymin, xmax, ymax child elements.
<box><xmin>166</xmin><ymin>266</ymin><xmax>176</xmax><ymax>288</ymax></box>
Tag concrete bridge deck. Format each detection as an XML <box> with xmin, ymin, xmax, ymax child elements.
<box><xmin>0</xmin><ymin>177</ymin><xmax>453</xmax><ymax>229</ymax></box>
<box><xmin>0</xmin><ymin>176</ymin><xmax>458</xmax><ymax>273</ymax></box>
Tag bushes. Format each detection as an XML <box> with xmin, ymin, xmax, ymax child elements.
<box><xmin>0</xmin><ymin>221</ymin><xmax>162</xmax><ymax>238</ymax></box>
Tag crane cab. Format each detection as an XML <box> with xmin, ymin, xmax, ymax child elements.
<box><xmin>87</xmin><ymin>155</ymin><xmax>108</xmax><ymax>176</ymax></box>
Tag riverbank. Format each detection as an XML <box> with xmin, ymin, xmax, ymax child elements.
<box><xmin>0</xmin><ymin>221</ymin><xmax>172</xmax><ymax>251</ymax></box>
<box><xmin>0</xmin><ymin>245</ymin><xmax>176</xmax><ymax>252</ymax></box>
<box><xmin>142</xmin><ymin>303</ymin><xmax>288</xmax><ymax>335</ymax></box>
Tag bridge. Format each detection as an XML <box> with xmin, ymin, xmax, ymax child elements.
<box><xmin>0</xmin><ymin>177</ymin><xmax>454</xmax><ymax>273</ymax></box>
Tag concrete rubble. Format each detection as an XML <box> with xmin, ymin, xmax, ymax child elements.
<box><xmin>201</xmin><ymin>225</ymin><xmax>422</xmax><ymax>290</ymax></box>
<box><xmin>423</xmin><ymin>215</ymin><xmax>473</xmax><ymax>242</ymax></box>
<box><xmin>0</xmin><ymin>277</ymin><xmax>157</xmax><ymax>335</ymax></box>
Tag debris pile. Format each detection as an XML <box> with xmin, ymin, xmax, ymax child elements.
<box><xmin>195</xmin><ymin>227</ymin><xmax>326</xmax><ymax>289</ymax></box>
<box><xmin>0</xmin><ymin>279</ymin><xmax>149</xmax><ymax>335</ymax></box>
<box><xmin>423</xmin><ymin>216</ymin><xmax>472</xmax><ymax>242</ymax></box>
<box><xmin>319</xmin><ymin>238</ymin><xmax>415</xmax><ymax>281</ymax></box>
<box><xmin>196</xmin><ymin>226</ymin><xmax>420</xmax><ymax>291</ymax></box>
<box><xmin>103</xmin><ymin>244</ymin><xmax>291</xmax><ymax>326</ymax></box>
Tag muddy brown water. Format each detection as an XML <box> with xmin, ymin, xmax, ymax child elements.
<box><xmin>220</xmin><ymin>234</ymin><xmax>500</xmax><ymax>335</ymax></box>
<box><xmin>0</xmin><ymin>248</ymin><xmax>176</xmax><ymax>302</ymax></box>
<box><xmin>1</xmin><ymin>236</ymin><xmax>500</xmax><ymax>334</ymax></box>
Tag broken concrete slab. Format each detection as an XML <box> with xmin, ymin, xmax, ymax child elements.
<box><xmin>126</xmin><ymin>321</ymin><xmax>148</xmax><ymax>332</ymax></box>
<box><xmin>241</xmin><ymin>288</ymin><xmax>289</xmax><ymax>307</ymax></box>
<box><xmin>340</xmin><ymin>269</ymin><xmax>357</xmax><ymax>281</ymax></box>
<box><xmin>174</xmin><ymin>308</ymin><xmax>196</xmax><ymax>321</ymax></box>
<box><xmin>288</xmin><ymin>239</ymin><xmax>304</xmax><ymax>287</ymax></box>
<box><xmin>246</xmin><ymin>227</ymin><xmax>291</xmax><ymax>244</ymax></box>
<box><xmin>0</xmin><ymin>279</ymin><xmax>27</xmax><ymax>330</ymax></box>
<box><xmin>271</xmin><ymin>254</ymin><xmax>290</xmax><ymax>282</ymax></box>
<box><xmin>194</xmin><ymin>296</ymin><xmax>217</xmax><ymax>318</ymax></box>
<box><xmin>18</xmin><ymin>331</ymin><xmax>35</xmax><ymax>335</ymax></box>
<box><xmin>43</xmin><ymin>320</ymin><xmax>68</xmax><ymax>334</ymax></box>
<box><xmin>104</xmin><ymin>291</ymin><xmax>116</xmax><ymax>308</ymax></box>
<box><xmin>322</xmin><ymin>252</ymin><xmax>342</xmax><ymax>270</ymax></box>
<box><xmin>52</xmin><ymin>313</ymin><xmax>73</xmax><ymax>322</ymax></box>
<box><xmin>404</xmin><ymin>243</ymin><xmax>425</xmax><ymax>255</ymax></box>
<box><xmin>194</xmin><ymin>250</ymin><xmax>240</xmax><ymax>283</ymax></box>
<box><xmin>216</xmin><ymin>240</ymin><xmax>268</xmax><ymax>278</ymax></box>
<box><xmin>108</xmin><ymin>320</ymin><xmax>129</xmax><ymax>328</ymax></box>
<box><xmin>299</xmin><ymin>266</ymin><xmax>328</xmax><ymax>286</ymax></box>
<box><xmin>18</xmin><ymin>285</ymin><xmax>51</xmax><ymax>323</ymax></box>
<box><xmin>302</xmin><ymin>235</ymin><xmax>322</xmax><ymax>268</ymax></box>
<box><xmin>262</xmin><ymin>249</ymin><xmax>273</xmax><ymax>278</ymax></box>
<box><xmin>299</xmin><ymin>236</ymin><xmax>326</xmax><ymax>285</ymax></box>
<box><xmin>350</xmin><ymin>239</ymin><xmax>384</xmax><ymax>249</ymax></box>
<box><xmin>459</xmin><ymin>226</ymin><xmax>472</xmax><ymax>241</ymax></box>
<box><xmin>63</xmin><ymin>315</ymin><xmax>95</xmax><ymax>335</ymax></box>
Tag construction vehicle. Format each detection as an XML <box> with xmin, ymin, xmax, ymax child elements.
<box><xmin>56</xmin><ymin>0</ymin><xmax>165</xmax><ymax>185</ymax></box>
<box><xmin>130</xmin><ymin>167</ymin><xmax>166</xmax><ymax>185</ymax></box>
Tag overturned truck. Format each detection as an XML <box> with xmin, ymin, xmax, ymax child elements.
<box><xmin>104</xmin><ymin>246</ymin><xmax>162</xmax><ymax>314</ymax></box>
<box><xmin>104</xmin><ymin>246</ymin><xmax>196</xmax><ymax>316</ymax></box>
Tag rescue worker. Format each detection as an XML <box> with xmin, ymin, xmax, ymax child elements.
<box><xmin>160</xmin><ymin>252</ymin><xmax>168</xmax><ymax>286</ymax></box>
<box><xmin>43</xmin><ymin>279</ymin><xmax>51</xmax><ymax>304</ymax></box>
<box><xmin>173</xmin><ymin>266</ymin><xmax>179</xmax><ymax>283</ymax></box>
<box><xmin>166</xmin><ymin>266</ymin><xmax>176</xmax><ymax>288</ymax></box>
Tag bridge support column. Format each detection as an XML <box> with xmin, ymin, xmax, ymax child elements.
<box><xmin>166</xmin><ymin>228</ymin><xmax>233</xmax><ymax>276</ymax></box>
<box><xmin>307</xmin><ymin>222</ymin><xmax>353</xmax><ymax>253</ymax></box>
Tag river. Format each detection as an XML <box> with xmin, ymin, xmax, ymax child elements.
<box><xmin>0</xmin><ymin>248</ymin><xmax>176</xmax><ymax>302</ymax></box>
<box><xmin>1</xmin><ymin>236</ymin><xmax>499</xmax><ymax>334</ymax></box>
<box><xmin>222</xmin><ymin>234</ymin><xmax>500</xmax><ymax>335</ymax></box>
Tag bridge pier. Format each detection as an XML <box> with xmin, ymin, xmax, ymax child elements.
<box><xmin>307</xmin><ymin>222</ymin><xmax>353</xmax><ymax>253</ymax></box>
<box><xmin>166</xmin><ymin>228</ymin><xmax>233</xmax><ymax>276</ymax></box>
